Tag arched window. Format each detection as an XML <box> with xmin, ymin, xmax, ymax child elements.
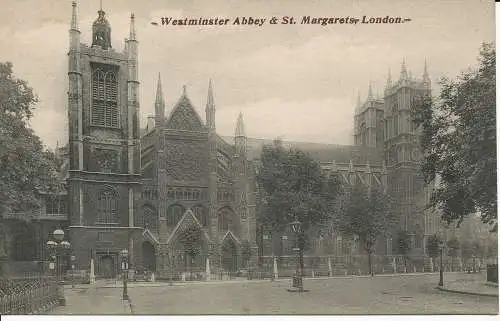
<box><xmin>167</xmin><ymin>204</ymin><xmax>185</xmax><ymax>227</ymax></box>
<box><xmin>192</xmin><ymin>205</ymin><xmax>208</xmax><ymax>227</ymax></box>
<box><xmin>142</xmin><ymin>205</ymin><xmax>158</xmax><ymax>230</ymax></box>
<box><xmin>96</xmin><ymin>187</ymin><xmax>118</xmax><ymax>224</ymax></box>
<box><xmin>92</xmin><ymin>68</ymin><xmax>119</xmax><ymax>128</ymax></box>
<box><xmin>218</xmin><ymin>207</ymin><xmax>233</xmax><ymax>232</ymax></box>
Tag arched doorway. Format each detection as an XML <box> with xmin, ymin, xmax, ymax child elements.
<box><xmin>222</xmin><ymin>237</ymin><xmax>239</xmax><ymax>273</ymax></box>
<box><xmin>99</xmin><ymin>255</ymin><xmax>115</xmax><ymax>279</ymax></box>
<box><xmin>142</xmin><ymin>241</ymin><xmax>156</xmax><ymax>272</ymax></box>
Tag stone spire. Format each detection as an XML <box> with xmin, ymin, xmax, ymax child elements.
<box><xmin>235</xmin><ymin>112</ymin><xmax>246</xmax><ymax>137</ymax></box>
<box><xmin>367</xmin><ymin>82</ymin><xmax>374</xmax><ymax>101</ymax></box>
<box><xmin>205</xmin><ymin>79</ymin><xmax>216</xmax><ymax>131</ymax></box>
<box><xmin>70</xmin><ymin>1</ymin><xmax>79</xmax><ymax>31</ymax></box>
<box><xmin>400</xmin><ymin>58</ymin><xmax>408</xmax><ymax>80</ymax></box>
<box><xmin>129</xmin><ymin>13</ymin><xmax>136</xmax><ymax>41</ymax></box>
<box><xmin>154</xmin><ymin>73</ymin><xmax>165</xmax><ymax>127</ymax></box>
<box><xmin>423</xmin><ymin>59</ymin><xmax>431</xmax><ymax>87</ymax></box>
<box><xmin>386</xmin><ymin>68</ymin><xmax>392</xmax><ymax>90</ymax></box>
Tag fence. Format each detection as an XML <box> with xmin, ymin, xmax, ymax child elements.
<box><xmin>0</xmin><ymin>277</ymin><xmax>60</xmax><ymax>315</ymax></box>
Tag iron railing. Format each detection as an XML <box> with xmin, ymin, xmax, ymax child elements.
<box><xmin>0</xmin><ymin>277</ymin><xmax>59</xmax><ymax>315</ymax></box>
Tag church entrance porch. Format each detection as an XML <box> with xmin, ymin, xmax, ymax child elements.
<box><xmin>96</xmin><ymin>253</ymin><xmax>117</xmax><ymax>279</ymax></box>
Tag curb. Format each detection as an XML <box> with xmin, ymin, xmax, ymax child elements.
<box><xmin>436</xmin><ymin>286</ymin><xmax>499</xmax><ymax>298</ymax></box>
<box><xmin>66</xmin><ymin>272</ymin><xmax>454</xmax><ymax>289</ymax></box>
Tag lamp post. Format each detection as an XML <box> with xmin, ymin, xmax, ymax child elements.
<box><xmin>70</xmin><ymin>255</ymin><xmax>76</xmax><ymax>288</ymax></box>
<box><xmin>288</xmin><ymin>219</ymin><xmax>306</xmax><ymax>293</ymax></box>
<box><xmin>120</xmin><ymin>249</ymin><xmax>129</xmax><ymax>301</ymax></box>
<box><xmin>438</xmin><ymin>240</ymin><xmax>444</xmax><ymax>287</ymax></box>
<box><xmin>46</xmin><ymin>229</ymin><xmax>71</xmax><ymax>306</ymax></box>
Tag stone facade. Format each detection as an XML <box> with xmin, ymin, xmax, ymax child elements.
<box><xmin>66</xmin><ymin>4</ymin><xmax>142</xmax><ymax>277</ymax></box>
<box><xmin>61</xmin><ymin>3</ymin><xmax>438</xmax><ymax>277</ymax></box>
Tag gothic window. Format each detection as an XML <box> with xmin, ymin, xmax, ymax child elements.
<box><xmin>142</xmin><ymin>205</ymin><xmax>158</xmax><ymax>230</ymax></box>
<box><xmin>167</xmin><ymin>204</ymin><xmax>185</xmax><ymax>227</ymax></box>
<box><xmin>91</xmin><ymin>67</ymin><xmax>119</xmax><ymax>128</ymax></box>
<box><xmin>96</xmin><ymin>187</ymin><xmax>118</xmax><ymax>224</ymax></box>
<box><xmin>192</xmin><ymin>205</ymin><xmax>208</xmax><ymax>227</ymax></box>
<box><xmin>218</xmin><ymin>207</ymin><xmax>233</xmax><ymax>232</ymax></box>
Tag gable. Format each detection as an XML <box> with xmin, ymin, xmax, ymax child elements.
<box><xmin>166</xmin><ymin>95</ymin><xmax>205</xmax><ymax>132</ymax></box>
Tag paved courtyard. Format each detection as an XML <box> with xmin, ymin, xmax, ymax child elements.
<box><xmin>51</xmin><ymin>273</ymin><xmax>498</xmax><ymax>315</ymax></box>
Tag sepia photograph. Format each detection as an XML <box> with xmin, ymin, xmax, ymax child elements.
<box><xmin>0</xmin><ymin>0</ymin><xmax>497</xmax><ymax>316</ymax></box>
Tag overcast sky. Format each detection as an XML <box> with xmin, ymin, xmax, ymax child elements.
<box><xmin>0</xmin><ymin>0</ymin><xmax>494</xmax><ymax>148</ymax></box>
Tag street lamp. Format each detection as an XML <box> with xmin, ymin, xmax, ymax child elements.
<box><xmin>46</xmin><ymin>229</ymin><xmax>71</xmax><ymax>306</ymax></box>
<box><xmin>70</xmin><ymin>255</ymin><xmax>76</xmax><ymax>288</ymax></box>
<box><xmin>438</xmin><ymin>240</ymin><xmax>444</xmax><ymax>287</ymax></box>
<box><xmin>288</xmin><ymin>219</ymin><xmax>306</xmax><ymax>293</ymax></box>
<box><xmin>120</xmin><ymin>249</ymin><xmax>129</xmax><ymax>301</ymax></box>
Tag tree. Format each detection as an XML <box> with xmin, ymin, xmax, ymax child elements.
<box><xmin>426</xmin><ymin>234</ymin><xmax>441</xmax><ymax>270</ymax></box>
<box><xmin>256</xmin><ymin>140</ymin><xmax>341</xmax><ymax>256</ymax></box>
<box><xmin>178</xmin><ymin>224</ymin><xmax>203</xmax><ymax>278</ymax></box>
<box><xmin>0</xmin><ymin>62</ymin><xmax>64</xmax><ymax>263</ymax></box>
<box><xmin>337</xmin><ymin>183</ymin><xmax>396</xmax><ymax>276</ymax></box>
<box><xmin>411</xmin><ymin>43</ymin><xmax>496</xmax><ymax>229</ymax></box>
<box><xmin>396</xmin><ymin>230</ymin><xmax>412</xmax><ymax>273</ymax></box>
<box><xmin>486</xmin><ymin>236</ymin><xmax>498</xmax><ymax>259</ymax></box>
<box><xmin>240</xmin><ymin>240</ymin><xmax>253</xmax><ymax>269</ymax></box>
<box><xmin>447</xmin><ymin>237</ymin><xmax>461</xmax><ymax>258</ymax></box>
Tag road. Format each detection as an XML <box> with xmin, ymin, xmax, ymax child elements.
<box><xmin>124</xmin><ymin>273</ymin><xmax>497</xmax><ymax>314</ymax></box>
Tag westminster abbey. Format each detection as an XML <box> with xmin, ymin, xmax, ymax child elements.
<box><xmin>0</xmin><ymin>2</ymin><xmax>443</xmax><ymax>279</ymax></box>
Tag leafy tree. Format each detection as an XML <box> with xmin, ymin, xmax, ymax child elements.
<box><xmin>447</xmin><ymin>237</ymin><xmax>461</xmax><ymax>258</ymax></box>
<box><xmin>460</xmin><ymin>241</ymin><xmax>475</xmax><ymax>262</ymax></box>
<box><xmin>470</xmin><ymin>240</ymin><xmax>485</xmax><ymax>259</ymax></box>
<box><xmin>0</xmin><ymin>62</ymin><xmax>64</xmax><ymax>263</ymax></box>
<box><xmin>486</xmin><ymin>237</ymin><xmax>498</xmax><ymax>259</ymax></box>
<box><xmin>256</xmin><ymin>139</ymin><xmax>341</xmax><ymax>267</ymax></box>
<box><xmin>178</xmin><ymin>224</ymin><xmax>203</xmax><ymax>276</ymax></box>
<box><xmin>338</xmin><ymin>183</ymin><xmax>396</xmax><ymax>276</ymax></box>
<box><xmin>396</xmin><ymin>230</ymin><xmax>412</xmax><ymax>272</ymax></box>
<box><xmin>240</xmin><ymin>240</ymin><xmax>253</xmax><ymax>269</ymax></box>
<box><xmin>411</xmin><ymin>43</ymin><xmax>496</xmax><ymax>229</ymax></box>
<box><xmin>426</xmin><ymin>234</ymin><xmax>441</xmax><ymax>259</ymax></box>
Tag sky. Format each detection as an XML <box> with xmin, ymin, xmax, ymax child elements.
<box><xmin>0</xmin><ymin>0</ymin><xmax>495</xmax><ymax>148</ymax></box>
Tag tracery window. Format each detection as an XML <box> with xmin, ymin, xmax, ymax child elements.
<box><xmin>142</xmin><ymin>205</ymin><xmax>158</xmax><ymax>230</ymax></box>
<box><xmin>167</xmin><ymin>204</ymin><xmax>185</xmax><ymax>227</ymax></box>
<box><xmin>218</xmin><ymin>207</ymin><xmax>233</xmax><ymax>232</ymax></box>
<box><xmin>96</xmin><ymin>187</ymin><xmax>118</xmax><ymax>224</ymax></box>
<box><xmin>92</xmin><ymin>67</ymin><xmax>119</xmax><ymax>128</ymax></box>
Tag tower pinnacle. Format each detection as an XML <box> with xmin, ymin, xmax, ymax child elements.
<box><xmin>70</xmin><ymin>1</ymin><xmax>79</xmax><ymax>31</ymax></box>
<box><xmin>235</xmin><ymin>112</ymin><xmax>246</xmax><ymax>137</ymax></box>
<box><xmin>129</xmin><ymin>13</ymin><xmax>136</xmax><ymax>41</ymax></box>
<box><xmin>367</xmin><ymin>81</ymin><xmax>373</xmax><ymax>101</ymax></box>
<box><xmin>400</xmin><ymin>57</ymin><xmax>408</xmax><ymax>80</ymax></box>
<box><xmin>205</xmin><ymin>79</ymin><xmax>216</xmax><ymax>131</ymax></box>
<box><xmin>386</xmin><ymin>68</ymin><xmax>392</xmax><ymax>89</ymax></box>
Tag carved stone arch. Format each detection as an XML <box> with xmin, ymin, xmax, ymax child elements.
<box><xmin>166</xmin><ymin>203</ymin><xmax>185</xmax><ymax>227</ymax></box>
<box><xmin>217</xmin><ymin>206</ymin><xmax>235</xmax><ymax>232</ymax></box>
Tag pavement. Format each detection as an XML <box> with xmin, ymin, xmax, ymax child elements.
<box><xmin>48</xmin><ymin>286</ymin><xmax>133</xmax><ymax>315</ymax></box>
<box><xmin>45</xmin><ymin>272</ymin><xmax>498</xmax><ymax>315</ymax></box>
<box><xmin>437</xmin><ymin>272</ymin><xmax>498</xmax><ymax>297</ymax></box>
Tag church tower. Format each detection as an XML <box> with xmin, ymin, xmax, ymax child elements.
<box><xmin>383</xmin><ymin>59</ymin><xmax>431</xmax><ymax>253</ymax></box>
<box><xmin>67</xmin><ymin>2</ymin><xmax>142</xmax><ymax>274</ymax></box>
